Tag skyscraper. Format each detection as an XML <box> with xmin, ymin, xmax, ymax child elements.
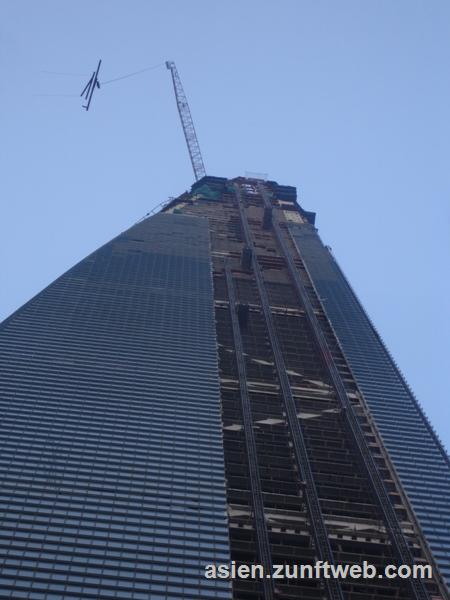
<box><xmin>0</xmin><ymin>175</ymin><xmax>449</xmax><ymax>600</ymax></box>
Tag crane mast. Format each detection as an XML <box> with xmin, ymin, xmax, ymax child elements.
<box><xmin>166</xmin><ymin>61</ymin><xmax>206</xmax><ymax>181</ymax></box>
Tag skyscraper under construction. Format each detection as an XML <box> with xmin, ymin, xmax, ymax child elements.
<box><xmin>0</xmin><ymin>175</ymin><xmax>449</xmax><ymax>600</ymax></box>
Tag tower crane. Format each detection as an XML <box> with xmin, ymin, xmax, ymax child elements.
<box><xmin>166</xmin><ymin>61</ymin><xmax>206</xmax><ymax>181</ymax></box>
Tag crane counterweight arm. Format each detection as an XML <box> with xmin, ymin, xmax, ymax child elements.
<box><xmin>166</xmin><ymin>61</ymin><xmax>206</xmax><ymax>181</ymax></box>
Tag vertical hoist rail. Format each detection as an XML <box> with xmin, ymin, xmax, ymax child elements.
<box><xmin>233</xmin><ymin>184</ymin><xmax>345</xmax><ymax>600</ymax></box>
<box><xmin>165</xmin><ymin>61</ymin><xmax>206</xmax><ymax>181</ymax></box>
<box><xmin>225</xmin><ymin>263</ymin><xmax>274</xmax><ymax>600</ymax></box>
<box><xmin>257</xmin><ymin>183</ymin><xmax>430</xmax><ymax>600</ymax></box>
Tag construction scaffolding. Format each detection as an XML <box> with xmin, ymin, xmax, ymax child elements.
<box><xmin>163</xmin><ymin>176</ymin><xmax>447</xmax><ymax>600</ymax></box>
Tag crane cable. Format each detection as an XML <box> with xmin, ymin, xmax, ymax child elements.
<box><xmin>100</xmin><ymin>62</ymin><xmax>164</xmax><ymax>86</ymax></box>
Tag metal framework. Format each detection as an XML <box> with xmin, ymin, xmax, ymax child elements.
<box><xmin>165</xmin><ymin>174</ymin><xmax>447</xmax><ymax>600</ymax></box>
<box><xmin>166</xmin><ymin>61</ymin><xmax>206</xmax><ymax>181</ymax></box>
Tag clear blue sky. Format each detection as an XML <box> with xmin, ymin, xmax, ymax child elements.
<box><xmin>2</xmin><ymin>1</ymin><xmax>449</xmax><ymax>448</ymax></box>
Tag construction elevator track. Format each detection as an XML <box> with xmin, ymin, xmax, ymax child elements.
<box><xmin>225</xmin><ymin>262</ymin><xmax>275</xmax><ymax>600</ymax></box>
<box><xmin>254</xmin><ymin>182</ymin><xmax>430</xmax><ymax>600</ymax></box>
<box><xmin>233</xmin><ymin>184</ymin><xmax>345</xmax><ymax>600</ymax></box>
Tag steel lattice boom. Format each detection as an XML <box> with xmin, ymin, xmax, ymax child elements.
<box><xmin>166</xmin><ymin>61</ymin><xmax>206</xmax><ymax>181</ymax></box>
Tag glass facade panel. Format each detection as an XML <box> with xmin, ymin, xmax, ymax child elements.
<box><xmin>0</xmin><ymin>213</ymin><xmax>231</xmax><ymax>599</ymax></box>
